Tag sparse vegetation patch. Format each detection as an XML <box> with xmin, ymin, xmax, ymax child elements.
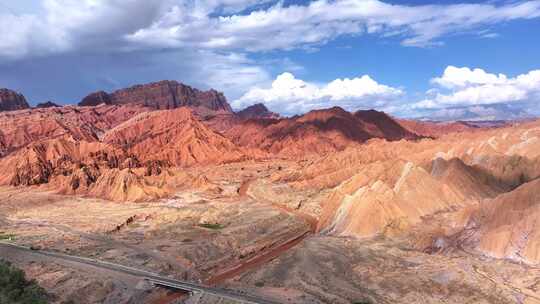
<box><xmin>0</xmin><ymin>259</ymin><xmax>48</xmax><ymax>304</ymax></box>
<box><xmin>198</xmin><ymin>223</ymin><xmax>224</xmax><ymax>230</ymax></box>
<box><xmin>0</xmin><ymin>232</ymin><xmax>15</xmax><ymax>241</ymax></box>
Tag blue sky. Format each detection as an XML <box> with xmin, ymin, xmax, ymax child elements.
<box><xmin>0</xmin><ymin>0</ymin><xmax>539</xmax><ymax>120</ymax></box>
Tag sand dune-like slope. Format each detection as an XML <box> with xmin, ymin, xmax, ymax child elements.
<box><xmin>272</xmin><ymin>119</ymin><xmax>540</xmax><ymax>264</ymax></box>
<box><xmin>318</xmin><ymin>158</ymin><xmax>505</xmax><ymax>238</ymax></box>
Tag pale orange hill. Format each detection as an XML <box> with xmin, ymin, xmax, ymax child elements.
<box><xmin>466</xmin><ymin>178</ymin><xmax>540</xmax><ymax>263</ymax></box>
<box><xmin>103</xmin><ymin>107</ymin><xmax>256</xmax><ymax>167</ymax></box>
<box><xmin>317</xmin><ymin>158</ymin><xmax>506</xmax><ymax>238</ymax></box>
<box><xmin>275</xmin><ymin>118</ymin><xmax>540</xmax><ymax>265</ymax></box>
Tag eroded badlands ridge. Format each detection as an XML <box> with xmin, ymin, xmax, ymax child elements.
<box><xmin>0</xmin><ymin>84</ymin><xmax>426</xmax><ymax>202</ymax></box>
<box><xmin>1</xmin><ymin>81</ymin><xmax>540</xmax><ymax>303</ymax></box>
<box><xmin>280</xmin><ymin>119</ymin><xmax>540</xmax><ymax>264</ymax></box>
<box><xmin>210</xmin><ymin>106</ymin><xmax>420</xmax><ymax>156</ymax></box>
<box><xmin>0</xmin><ymin>105</ymin><xmax>253</xmax><ymax>201</ymax></box>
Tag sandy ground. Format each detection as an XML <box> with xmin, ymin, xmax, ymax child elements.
<box><xmin>230</xmin><ymin>234</ymin><xmax>540</xmax><ymax>304</ymax></box>
<box><xmin>0</xmin><ymin>161</ymin><xmax>310</xmax><ymax>303</ymax></box>
<box><xmin>2</xmin><ymin>159</ymin><xmax>540</xmax><ymax>304</ymax></box>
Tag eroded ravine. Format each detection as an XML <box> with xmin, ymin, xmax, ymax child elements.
<box><xmin>205</xmin><ymin>178</ymin><xmax>317</xmax><ymax>285</ymax></box>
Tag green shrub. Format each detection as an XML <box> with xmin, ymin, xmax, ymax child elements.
<box><xmin>0</xmin><ymin>260</ymin><xmax>48</xmax><ymax>304</ymax></box>
<box><xmin>198</xmin><ymin>223</ymin><xmax>224</xmax><ymax>230</ymax></box>
<box><xmin>0</xmin><ymin>232</ymin><xmax>15</xmax><ymax>241</ymax></box>
<box><xmin>254</xmin><ymin>282</ymin><xmax>265</xmax><ymax>287</ymax></box>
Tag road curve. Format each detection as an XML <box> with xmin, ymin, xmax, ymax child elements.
<box><xmin>0</xmin><ymin>241</ymin><xmax>279</xmax><ymax>304</ymax></box>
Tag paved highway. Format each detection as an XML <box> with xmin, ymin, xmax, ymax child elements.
<box><xmin>0</xmin><ymin>242</ymin><xmax>279</xmax><ymax>304</ymax></box>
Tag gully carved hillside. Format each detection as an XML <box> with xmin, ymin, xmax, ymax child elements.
<box><xmin>1</xmin><ymin>82</ymin><xmax>539</xmax><ymax>304</ymax></box>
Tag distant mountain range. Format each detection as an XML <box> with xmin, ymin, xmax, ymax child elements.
<box><xmin>417</xmin><ymin>103</ymin><xmax>534</xmax><ymax>122</ymax></box>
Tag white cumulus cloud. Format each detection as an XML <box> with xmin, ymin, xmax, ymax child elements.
<box><xmin>431</xmin><ymin>66</ymin><xmax>509</xmax><ymax>89</ymax></box>
<box><xmin>415</xmin><ymin>66</ymin><xmax>540</xmax><ymax>109</ymax></box>
<box><xmin>233</xmin><ymin>72</ymin><xmax>403</xmax><ymax>114</ymax></box>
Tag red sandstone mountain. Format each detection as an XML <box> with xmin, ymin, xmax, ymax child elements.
<box><xmin>103</xmin><ymin>107</ymin><xmax>254</xmax><ymax>167</ymax></box>
<box><xmin>80</xmin><ymin>91</ymin><xmax>111</xmax><ymax>106</ymax></box>
<box><xmin>0</xmin><ymin>135</ymin><xmax>181</xmax><ymax>202</ymax></box>
<box><xmin>0</xmin><ymin>104</ymin><xmax>155</xmax><ymax>199</ymax></box>
<box><xmin>316</xmin><ymin>158</ymin><xmax>500</xmax><ymax>237</ymax></box>
<box><xmin>0</xmin><ymin>104</ymin><xmax>149</xmax><ymax>157</ymax></box>
<box><xmin>0</xmin><ymin>104</ymin><xmax>257</xmax><ymax>201</ymax></box>
<box><xmin>202</xmin><ymin>103</ymin><xmax>278</xmax><ymax>134</ymax></box>
<box><xmin>217</xmin><ymin>107</ymin><xmax>419</xmax><ymax>156</ymax></box>
<box><xmin>78</xmin><ymin>80</ymin><xmax>232</xmax><ymax>114</ymax></box>
<box><xmin>236</xmin><ymin>103</ymin><xmax>280</xmax><ymax>120</ymax></box>
<box><xmin>0</xmin><ymin>136</ymin><xmax>128</xmax><ymax>186</ymax></box>
<box><xmin>0</xmin><ymin>88</ymin><xmax>30</xmax><ymax>111</ymax></box>
<box><xmin>354</xmin><ymin>110</ymin><xmax>419</xmax><ymax>141</ymax></box>
<box><xmin>1</xmin><ymin>84</ymin><xmax>525</xmax><ymax>210</ymax></box>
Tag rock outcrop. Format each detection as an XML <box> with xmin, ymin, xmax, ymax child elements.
<box><xmin>0</xmin><ymin>137</ymin><xmax>127</xmax><ymax>186</ymax></box>
<box><xmin>36</xmin><ymin>101</ymin><xmax>61</xmax><ymax>108</ymax></box>
<box><xmin>79</xmin><ymin>80</ymin><xmax>232</xmax><ymax>114</ymax></box>
<box><xmin>79</xmin><ymin>91</ymin><xmax>111</xmax><ymax>106</ymax></box>
<box><xmin>0</xmin><ymin>89</ymin><xmax>30</xmax><ymax>111</ymax></box>
<box><xmin>236</xmin><ymin>103</ymin><xmax>280</xmax><ymax>120</ymax></box>
<box><xmin>0</xmin><ymin>135</ymin><xmax>185</xmax><ymax>201</ymax></box>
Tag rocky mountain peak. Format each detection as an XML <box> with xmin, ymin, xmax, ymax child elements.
<box><xmin>236</xmin><ymin>103</ymin><xmax>280</xmax><ymax>119</ymax></box>
<box><xmin>78</xmin><ymin>80</ymin><xmax>232</xmax><ymax>113</ymax></box>
<box><xmin>0</xmin><ymin>88</ymin><xmax>30</xmax><ymax>111</ymax></box>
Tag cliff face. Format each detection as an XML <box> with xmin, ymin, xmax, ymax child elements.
<box><xmin>79</xmin><ymin>80</ymin><xmax>232</xmax><ymax>113</ymax></box>
<box><xmin>79</xmin><ymin>91</ymin><xmax>111</xmax><ymax>106</ymax></box>
<box><xmin>0</xmin><ymin>89</ymin><xmax>30</xmax><ymax>111</ymax></box>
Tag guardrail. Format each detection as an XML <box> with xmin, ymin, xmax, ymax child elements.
<box><xmin>0</xmin><ymin>242</ymin><xmax>279</xmax><ymax>304</ymax></box>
